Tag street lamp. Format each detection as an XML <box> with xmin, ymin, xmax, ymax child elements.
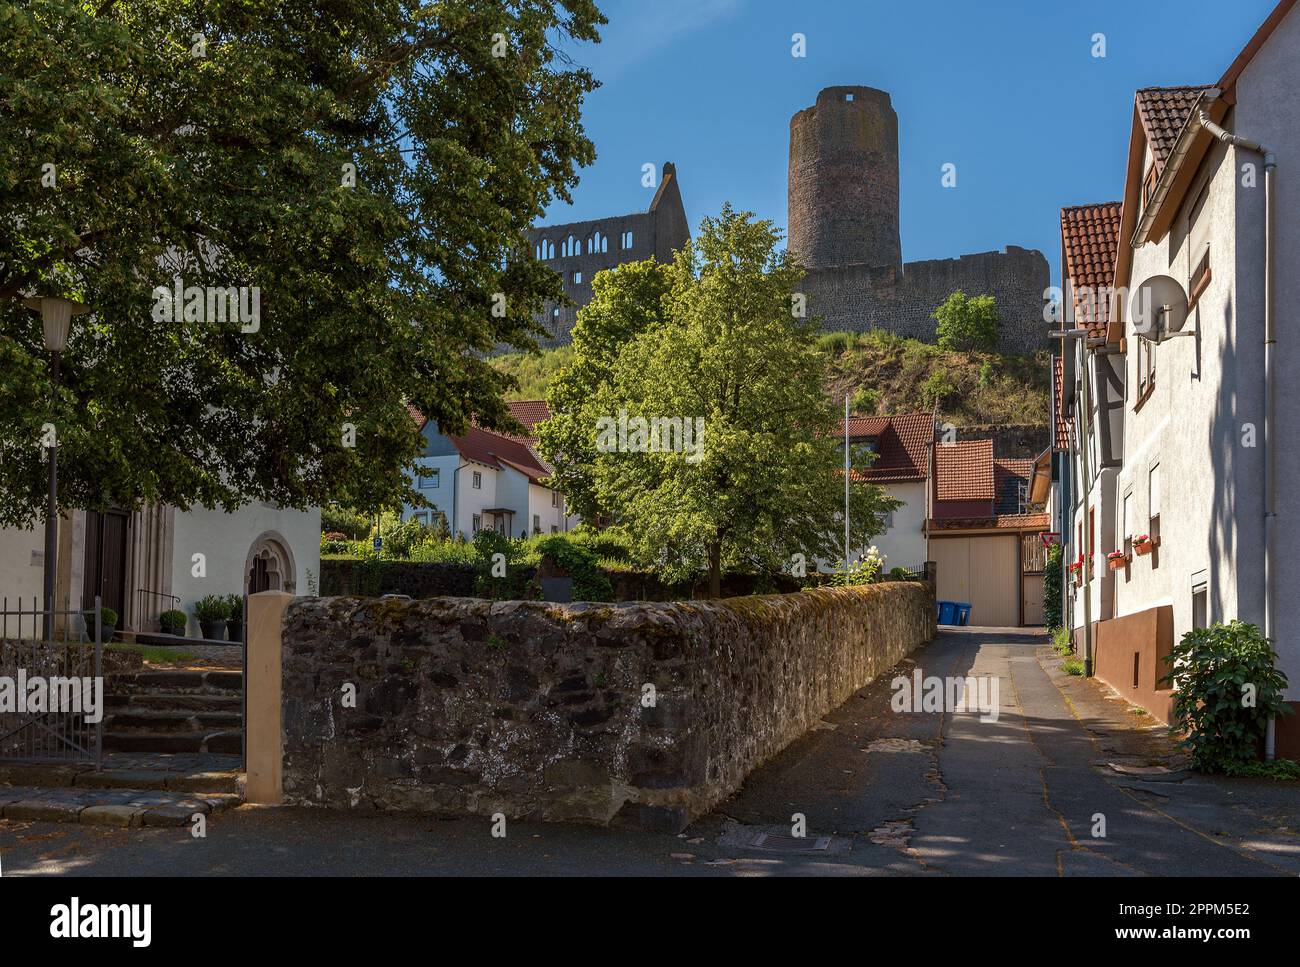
<box><xmin>24</xmin><ymin>295</ymin><xmax>88</xmax><ymax>638</ymax></box>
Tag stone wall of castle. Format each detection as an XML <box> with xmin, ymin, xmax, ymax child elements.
<box><xmin>800</xmin><ymin>245</ymin><xmax>1050</xmax><ymax>354</ymax></box>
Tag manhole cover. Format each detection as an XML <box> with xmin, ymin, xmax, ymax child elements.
<box><xmin>750</xmin><ymin>833</ymin><xmax>832</xmax><ymax>852</ymax></box>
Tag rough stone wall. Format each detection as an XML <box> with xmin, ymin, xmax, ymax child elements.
<box><xmin>789</xmin><ymin>86</ymin><xmax>901</xmax><ymax>271</ymax></box>
<box><xmin>800</xmin><ymin>245</ymin><xmax>1050</xmax><ymax>353</ymax></box>
<box><xmin>954</xmin><ymin>424</ymin><xmax>1052</xmax><ymax>459</ymax></box>
<box><xmin>280</xmin><ymin>584</ymin><xmax>934</xmax><ymax>831</ymax></box>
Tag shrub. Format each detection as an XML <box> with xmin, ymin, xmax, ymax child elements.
<box><xmin>933</xmin><ymin>290</ymin><xmax>999</xmax><ymax>351</ymax></box>
<box><xmin>194</xmin><ymin>594</ymin><xmax>231</xmax><ymax>622</ymax></box>
<box><xmin>829</xmin><ymin>547</ymin><xmax>885</xmax><ymax>586</ymax></box>
<box><xmin>887</xmin><ymin>565</ymin><xmax>917</xmax><ymax>581</ymax></box>
<box><xmin>1051</xmin><ymin>625</ymin><xmax>1073</xmax><ymax>656</ymax></box>
<box><xmin>321</xmin><ymin>536</ymin><xmax>351</xmax><ymax>555</ymax></box>
<box><xmin>535</xmin><ymin>535</ymin><xmax>613</xmax><ymax>602</ymax></box>
<box><xmin>1062</xmin><ymin>658</ymin><xmax>1085</xmax><ymax>676</ymax></box>
<box><xmin>921</xmin><ymin>370</ymin><xmax>955</xmax><ymax>405</ymax></box>
<box><xmin>321</xmin><ymin>505</ymin><xmax>371</xmax><ymax>540</ymax></box>
<box><xmin>817</xmin><ymin>331</ymin><xmax>855</xmax><ymax>356</ymax></box>
<box><xmin>569</xmin><ymin>524</ymin><xmax>633</xmax><ymax>564</ymax></box>
<box><xmin>1162</xmin><ymin>620</ymin><xmax>1293</xmax><ymax>773</ymax></box>
<box><xmin>1043</xmin><ymin>542</ymin><xmax>1063</xmax><ymax>630</ymax></box>
<box><xmin>472</xmin><ymin>529</ymin><xmax>532</xmax><ymax>599</ymax></box>
<box><xmin>226</xmin><ymin>594</ymin><xmax>243</xmax><ymax>622</ymax></box>
<box><xmin>159</xmin><ymin>609</ymin><xmax>187</xmax><ymax>634</ymax></box>
<box><xmin>86</xmin><ymin>606</ymin><xmax>119</xmax><ymax>628</ymax></box>
<box><xmin>851</xmin><ymin>385</ymin><xmax>882</xmax><ymax>415</ymax></box>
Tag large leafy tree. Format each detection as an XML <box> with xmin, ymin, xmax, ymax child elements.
<box><xmin>542</xmin><ymin>205</ymin><xmax>898</xmax><ymax>597</ymax></box>
<box><xmin>0</xmin><ymin>0</ymin><xmax>604</xmax><ymax>527</ymax></box>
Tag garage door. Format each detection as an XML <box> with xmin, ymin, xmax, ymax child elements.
<box><xmin>931</xmin><ymin>536</ymin><xmax>1019</xmax><ymax>627</ymax></box>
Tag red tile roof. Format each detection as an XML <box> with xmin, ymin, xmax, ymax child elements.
<box><xmin>408</xmin><ymin>406</ymin><xmax>552</xmax><ymax>484</ymax></box>
<box><xmin>447</xmin><ymin>425</ymin><xmax>551</xmax><ymax>485</ymax></box>
<box><xmin>935</xmin><ymin>439</ymin><xmax>994</xmax><ymax>502</ymax></box>
<box><xmin>1135</xmin><ymin>86</ymin><xmax>1212</xmax><ymax>175</ymax></box>
<box><xmin>506</xmin><ymin>400</ymin><xmax>550</xmax><ymax>441</ymax></box>
<box><xmin>845</xmin><ymin>412</ymin><xmax>934</xmax><ymax>482</ymax></box>
<box><xmin>1060</xmin><ymin>202</ymin><xmax>1122</xmax><ymax>337</ymax></box>
<box><xmin>1052</xmin><ymin>356</ymin><xmax>1070</xmax><ymax>450</ymax></box>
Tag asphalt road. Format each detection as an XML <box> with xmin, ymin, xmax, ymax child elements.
<box><xmin>3</xmin><ymin>628</ymin><xmax>1298</xmax><ymax>877</ymax></box>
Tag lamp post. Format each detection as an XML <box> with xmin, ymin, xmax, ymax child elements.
<box><xmin>24</xmin><ymin>295</ymin><xmax>87</xmax><ymax>639</ymax></box>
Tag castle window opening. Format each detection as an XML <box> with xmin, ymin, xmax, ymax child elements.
<box><xmin>621</xmin><ymin>230</ymin><xmax>634</xmax><ymax>250</ymax></box>
<box><xmin>571</xmin><ymin>270</ymin><xmax>583</xmax><ymax>284</ymax></box>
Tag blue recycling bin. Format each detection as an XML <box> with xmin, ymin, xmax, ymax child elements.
<box><xmin>937</xmin><ymin>600</ymin><xmax>957</xmax><ymax>625</ymax></box>
<box><xmin>955</xmin><ymin>602</ymin><xmax>972</xmax><ymax>626</ymax></box>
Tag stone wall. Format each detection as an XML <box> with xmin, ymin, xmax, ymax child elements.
<box><xmin>801</xmin><ymin>245</ymin><xmax>1050</xmax><ymax>354</ymax></box>
<box><xmin>280</xmin><ymin>583</ymin><xmax>934</xmax><ymax>831</ymax></box>
<box><xmin>954</xmin><ymin>424</ymin><xmax>1052</xmax><ymax>460</ymax></box>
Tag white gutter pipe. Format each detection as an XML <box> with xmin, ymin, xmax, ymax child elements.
<box><xmin>1198</xmin><ymin>112</ymin><xmax>1278</xmax><ymax>759</ymax></box>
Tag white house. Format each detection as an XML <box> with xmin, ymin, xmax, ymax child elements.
<box><xmin>403</xmin><ymin>401</ymin><xmax>571</xmax><ymax>538</ymax></box>
<box><xmin>1057</xmin><ymin>0</ymin><xmax>1300</xmax><ymax>754</ymax></box>
<box><xmin>0</xmin><ymin>503</ymin><xmax>319</xmax><ymax>640</ymax></box>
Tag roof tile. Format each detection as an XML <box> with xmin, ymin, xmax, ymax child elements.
<box><xmin>1060</xmin><ymin>202</ymin><xmax>1122</xmax><ymax>337</ymax></box>
<box><xmin>935</xmin><ymin>439</ymin><xmax>994</xmax><ymax>502</ymax></box>
<box><xmin>1136</xmin><ymin>86</ymin><xmax>1212</xmax><ymax>175</ymax></box>
<box><xmin>846</xmin><ymin>412</ymin><xmax>934</xmax><ymax>482</ymax></box>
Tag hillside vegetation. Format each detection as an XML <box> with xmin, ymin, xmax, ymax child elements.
<box><xmin>492</xmin><ymin>330</ymin><xmax>1049</xmax><ymax>426</ymax></box>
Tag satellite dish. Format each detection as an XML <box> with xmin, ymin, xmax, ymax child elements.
<box><xmin>1130</xmin><ymin>275</ymin><xmax>1188</xmax><ymax>342</ymax></box>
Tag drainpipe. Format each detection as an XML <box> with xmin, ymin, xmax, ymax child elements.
<box><xmin>1080</xmin><ymin>344</ymin><xmax>1094</xmax><ymax>676</ymax></box>
<box><xmin>1198</xmin><ymin>112</ymin><xmax>1277</xmax><ymax>758</ymax></box>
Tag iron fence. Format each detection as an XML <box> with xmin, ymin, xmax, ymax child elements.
<box><xmin>0</xmin><ymin>597</ymin><xmax>103</xmax><ymax>764</ymax></box>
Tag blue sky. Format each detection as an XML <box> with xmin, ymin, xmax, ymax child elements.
<box><xmin>543</xmin><ymin>0</ymin><xmax>1278</xmax><ymax>285</ymax></box>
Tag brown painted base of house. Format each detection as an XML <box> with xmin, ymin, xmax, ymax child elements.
<box><xmin>1272</xmin><ymin>704</ymin><xmax>1300</xmax><ymax>760</ymax></box>
<box><xmin>1072</xmin><ymin>605</ymin><xmax>1175</xmax><ymax>724</ymax></box>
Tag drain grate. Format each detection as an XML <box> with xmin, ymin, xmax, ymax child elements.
<box><xmin>750</xmin><ymin>833</ymin><xmax>832</xmax><ymax>852</ymax></box>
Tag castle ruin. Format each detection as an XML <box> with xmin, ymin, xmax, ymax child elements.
<box><xmin>526</xmin><ymin>86</ymin><xmax>1048</xmax><ymax>353</ymax></box>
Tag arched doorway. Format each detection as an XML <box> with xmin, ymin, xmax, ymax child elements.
<box><xmin>245</xmin><ymin>532</ymin><xmax>296</xmax><ymax>595</ymax></box>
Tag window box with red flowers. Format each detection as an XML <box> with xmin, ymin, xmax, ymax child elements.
<box><xmin>1069</xmin><ymin>556</ymin><xmax>1085</xmax><ymax>585</ymax></box>
<box><xmin>1132</xmin><ymin>534</ymin><xmax>1158</xmax><ymax>557</ymax></box>
<box><xmin>1106</xmin><ymin>549</ymin><xmax>1129</xmax><ymax>571</ymax></box>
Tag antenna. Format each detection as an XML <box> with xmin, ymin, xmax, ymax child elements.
<box><xmin>1130</xmin><ymin>274</ymin><xmax>1191</xmax><ymax>342</ymax></box>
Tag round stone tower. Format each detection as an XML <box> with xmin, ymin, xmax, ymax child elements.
<box><xmin>788</xmin><ymin>86</ymin><xmax>901</xmax><ymax>270</ymax></box>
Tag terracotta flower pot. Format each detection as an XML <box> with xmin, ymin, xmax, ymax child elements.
<box><xmin>1134</xmin><ymin>541</ymin><xmax>1155</xmax><ymax>557</ymax></box>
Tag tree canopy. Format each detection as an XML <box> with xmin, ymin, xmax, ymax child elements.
<box><xmin>539</xmin><ymin>205</ymin><xmax>899</xmax><ymax>596</ymax></box>
<box><xmin>0</xmin><ymin>0</ymin><xmax>604</xmax><ymax>527</ymax></box>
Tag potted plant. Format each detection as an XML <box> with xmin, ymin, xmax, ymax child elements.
<box><xmin>225</xmin><ymin>594</ymin><xmax>244</xmax><ymax>644</ymax></box>
<box><xmin>1068</xmin><ymin>556</ymin><xmax>1084</xmax><ymax>585</ymax></box>
<box><xmin>1106</xmin><ymin>549</ymin><xmax>1129</xmax><ymax>571</ymax></box>
<box><xmin>159</xmin><ymin>609</ymin><xmax>188</xmax><ymax>637</ymax></box>
<box><xmin>194</xmin><ymin>594</ymin><xmax>231</xmax><ymax>640</ymax></box>
<box><xmin>84</xmin><ymin>607</ymin><xmax>118</xmax><ymax>642</ymax></box>
<box><xmin>1133</xmin><ymin>534</ymin><xmax>1157</xmax><ymax>557</ymax></box>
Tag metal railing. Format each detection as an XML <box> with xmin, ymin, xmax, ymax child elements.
<box><xmin>0</xmin><ymin>597</ymin><xmax>104</xmax><ymax>764</ymax></box>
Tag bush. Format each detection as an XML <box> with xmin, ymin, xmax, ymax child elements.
<box><xmin>226</xmin><ymin>594</ymin><xmax>243</xmax><ymax>622</ymax></box>
<box><xmin>1043</xmin><ymin>542</ymin><xmax>1063</xmax><ymax>630</ymax></box>
<box><xmin>321</xmin><ymin>536</ymin><xmax>351</xmax><ymax>555</ymax></box>
<box><xmin>535</xmin><ymin>535</ymin><xmax>613</xmax><ymax>602</ymax></box>
<box><xmin>829</xmin><ymin>547</ymin><xmax>885</xmax><ymax>586</ymax></box>
<box><xmin>1162</xmin><ymin>620</ymin><xmax>1293</xmax><ymax>773</ymax></box>
<box><xmin>817</xmin><ymin>331</ymin><xmax>855</xmax><ymax>356</ymax></box>
<box><xmin>194</xmin><ymin>594</ymin><xmax>231</xmax><ymax>622</ymax></box>
<box><xmin>887</xmin><ymin>565</ymin><xmax>917</xmax><ymax>581</ymax></box>
<box><xmin>851</xmin><ymin>385</ymin><xmax>881</xmax><ymax>415</ymax></box>
<box><xmin>933</xmin><ymin>290</ymin><xmax>999</xmax><ymax>351</ymax></box>
<box><xmin>472</xmin><ymin>529</ymin><xmax>532</xmax><ymax>599</ymax></box>
<box><xmin>321</xmin><ymin>505</ymin><xmax>371</xmax><ymax>540</ymax></box>
<box><xmin>1062</xmin><ymin>657</ymin><xmax>1085</xmax><ymax>676</ymax></box>
<box><xmin>86</xmin><ymin>606</ymin><xmax>119</xmax><ymax>628</ymax></box>
<box><xmin>159</xmin><ymin>609</ymin><xmax>187</xmax><ymax>634</ymax></box>
<box><xmin>569</xmin><ymin>524</ymin><xmax>633</xmax><ymax>564</ymax></box>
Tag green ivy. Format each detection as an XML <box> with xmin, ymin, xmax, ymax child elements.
<box><xmin>1043</xmin><ymin>542</ymin><xmax>1063</xmax><ymax>630</ymax></box>
<box><xmin>535</xmin><ymin>535</ymin><xmax>612</xmax><ymax>602</ymax></box>
<box><xmin>1162</xmin><ymin>620</ymin><xmax>1294</xmax><ymax>773</ymax></box>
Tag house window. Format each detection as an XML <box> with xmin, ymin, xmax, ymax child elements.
<box><xmin>418</xmin><ymin>467</ymin><xmax>439</xmax><ymax>489</ymax></box>
<box><xmin>1136</xmin><ymin>335</ymin><xmax>1156</xmax><ymax>401</ymax></box>
<box><xmin>551</xmin><ymin>491</ymin><xmax>559</xmax><ymax>507</ymax></box>
<box><xmin>1192</xmin><ymin>578</ymin><xmax>1208</xmax><ymax>629</ymax></box>
<box><xmin>621</xmin><ymin>230</ymin><xmax>634</xmax><ymax>250</ymax></box>
<box><xmin>1122</xmin><ymin>490</ymin><xmax>1132</xmax><ymax>553</ymax></box>
<box><xmin>533</xmin><ymin>514</ymin><xmax>540</xmax><ymax>534</ymax></box>
<box><xmin>472</xmin><ymin>471</ymin><xmax>482</xmax><ymax>489</ymax></box>
<box><xmin>551</xmin><ymin>525</ymin><xmax>558</xmax><ymax>533</ymax></box>
<box><xmin>412</xmin><ymin>511</ymin><xmax>429</xmax><ymax>526</ymax></box>
<box><xmin>571</xmin><ymin>270</ymin><xmax>583</xmax><ymax>285</ymax></box>
<box><xmin>472</xmin><ymin>514</ymin><xmax>482</xmax><ymax>533</ymax></box>
<box><xmin>1148</xmin><ymin>463</ymin><xmax>1161</xmax><ymax>561</ymax></box>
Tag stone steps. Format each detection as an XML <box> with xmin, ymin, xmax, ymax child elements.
<box><xmin>107</xmin><ymin>692</ymin><xmax>242</xmax><ymax>711</ymax></box>
<box><xmin>103</xmin><ymin>729</ymin><xmax>242</xmax><ymax>755</ymax></box>
<box><xmin>103</xmin><ymin>709</ymin><xmax>243</xmax><ymax>733</ymax></box>
<box><xmin>110</xmin><ymin>669</ymin><xmax>242</xmax><ymax>694</ymax></box>
<box><xmin>0</xmin><ymin>754</ymin><xmax>244</xmax><ymax>798</ymax></box>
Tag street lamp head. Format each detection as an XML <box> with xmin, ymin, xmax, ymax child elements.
<box><xmin>23</xmin><ymin>295</ymin><xmax>88</xmax><ymax>353</ymax></box>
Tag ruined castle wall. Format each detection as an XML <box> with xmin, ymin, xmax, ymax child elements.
<box><xmin>801</xmin><ymin>245</ymin><xmax>1050</xmax><ymax>354</ymax></box>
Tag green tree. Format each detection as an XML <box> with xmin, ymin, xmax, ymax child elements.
<box><xmin>550</xmin><ymin>205</ymin><xmax>898</xmax><ymax>597</ymax></box>
<box><xmin>933</xmin><ymin>290</ymin><xmax>999</xmax><ymax>351</ymax></box>
<box><xmin>538</xmin><ymin>259</ymin><xmax>675</xmax><ymax>522</ymax></box>
<box><xmin>0</xmin><ymin>0</ymin><xmax>603</xmax><ymax>528</ymax></box>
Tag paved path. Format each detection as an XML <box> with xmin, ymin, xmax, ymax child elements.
<box><xmin>3</xmin><ymin>628</ymin><xmax>1299</xmax><ymax>876</ymax></box>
